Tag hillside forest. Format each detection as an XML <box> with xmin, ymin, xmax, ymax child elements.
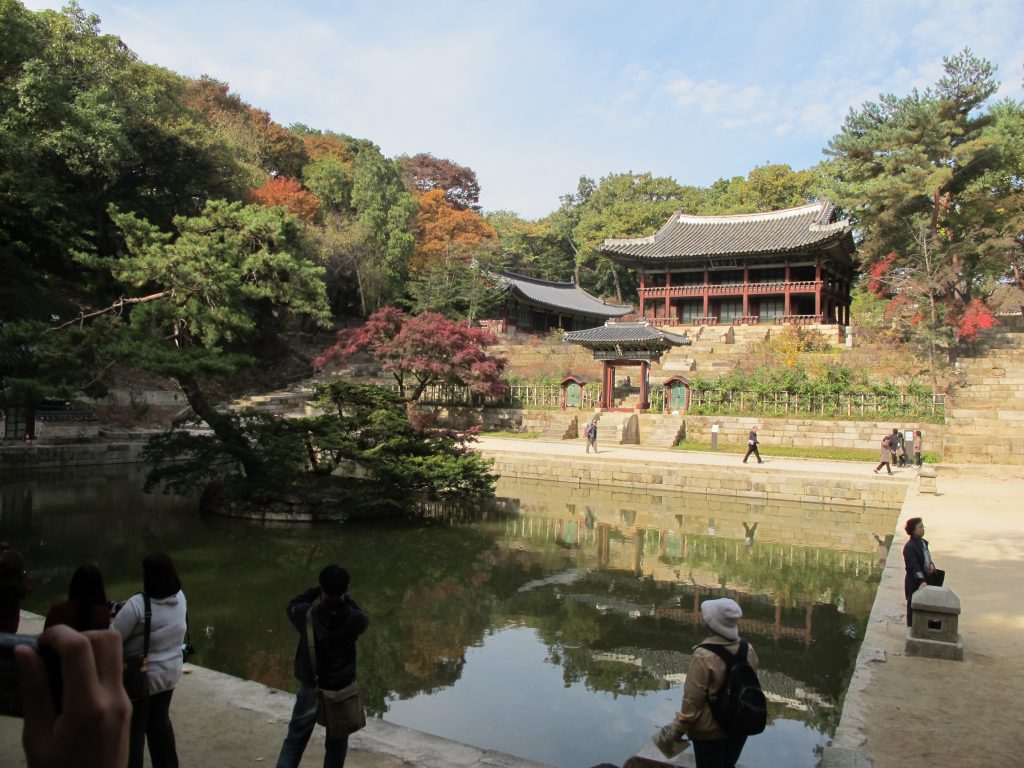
<box><xmin>2</xmin><ymin>1</ymin><xmax>1024</xmax><ymax>409</ymax></box>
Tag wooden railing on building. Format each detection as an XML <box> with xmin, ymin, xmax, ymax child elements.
<box><xmin>638</xmin><ymin>280</ymin><xmax>823</xmax><ymax>298</ymax></box>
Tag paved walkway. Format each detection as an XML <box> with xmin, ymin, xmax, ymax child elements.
<box><xmin>3</xmin><ymin>441</ymin><xmax>1019</xmax><ymax>768</ymax></box>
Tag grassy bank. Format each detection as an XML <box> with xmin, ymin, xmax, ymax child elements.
<box><xmin>481</xmin><ymin>430</ymin><xmax>541</xmax><ymax>439</ymax></box>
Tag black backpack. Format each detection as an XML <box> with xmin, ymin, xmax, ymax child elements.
<box><xmin>699</xmin><ymin>640</ymin><xmax>767</xmax><ymax>736</ymax></box>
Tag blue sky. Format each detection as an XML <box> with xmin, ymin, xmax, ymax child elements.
<box><xmin>23</xmin><ymin>0</ymin><xmax>1024</xmax><ymax>219</ymax></box>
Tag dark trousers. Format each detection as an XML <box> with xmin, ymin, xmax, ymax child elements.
<box><xmin>874</xmin><ymin>461</ymin><xmax>892</xmax><ymax>474</ymax></box>
<box><xmin>129</xmin><ymin>689</ymin><xmax>178</xmax><ymax>768</ymax></box>
<box><xmin>742</xmin><ymin>445</ymin><xmax>761</xmax><ymax>463</ymax></box>
<box><xmin>915</xmin><ymin>451</ymin><xmax>922</xmax><ymax>467</ymax></box>
<box><xmin>692</xmin><ymin>735</ymin><xmax>748</xmax><ymax>768</ymax></box>
<box><xmin>276</xmin><ymin>683</ymin><xmax>349</xmax><ymax>768</ymax></box>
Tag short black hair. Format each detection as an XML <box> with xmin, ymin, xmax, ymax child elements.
<box><xmin>143</xmin><ymin>552</ymin><xmax>182</xmax><ymax>599</ymax></box>
<box><xmin>319</xmin><ymin>565</ymin><xmax>350</xmax><ymax>596</ymax></box>
<box><xmin>904</xmin><ymin>517</ymin><xmax>923</xmax><ymax>536</ymax></box>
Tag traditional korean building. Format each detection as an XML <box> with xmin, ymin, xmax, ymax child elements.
<box><xmin>563</xmin><ymin>321</ymin><xmax>690</xmax><ymax>410</ymax></box>
<box><xmin>598</xmin><ymin>201</ymin><xmax>856</xmax><ymax>327</ymax></box>
<box><xmin>487</xmin><ymin>271</ymin><xmax>632</xmax><ymax>334</ymax></box>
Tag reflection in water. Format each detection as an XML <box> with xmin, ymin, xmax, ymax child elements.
<box><xmin>1</xmin><ymin>467</ymin><xmax>892</xmax><ymax>768</ymax></box>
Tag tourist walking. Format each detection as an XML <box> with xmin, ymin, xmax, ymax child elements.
<box><xmin>113</xmin><ymin>552</ymin><xmax>187</xmax><ymax>768</ymax></box>
<box><xmin>902</xmin><ymin>517</ymin><xmax>945</xmax><ymax>627</ymax></box>
<box><xmin>665</xmin><ymin>598</ymin><xmax>763</xmax><ymax>768</ymax></box>
<box><xmin>912</xmin><ymin>430</ymin><xmax>923</xmax><ymax>467</ymax></box>
<box><xmin>45</xmin><ymin>563</ymin><xmax>113</xmax><ymax>631</ymax></box>
<box><xmin>0</xmin><ymin>549</ymin><xmax>31</xmax><ymax>633</ymax></box>
<box><xmin>276</xmin><ymin>565</ymin><xmax>369</xmax><ymax>768</ymax></box>
<box><xmin>742</xmin><ymin>426</ymin><xmax>762</xmax><ymax>464</ymax></box>
<box><xmin>586</xmin><ymin>420</ymin><xmax>598</xmax><ymax>454</ymax></box>
<box><xmin>873</xmin><ymin>434</ymin><xmax>893</xmax><ymax>475</ymax></box>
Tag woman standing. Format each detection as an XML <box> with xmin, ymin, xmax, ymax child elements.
<box><xmin>902</xmin><ymin>518</ymin><xmax>943</xmax><ymax>627</ymax></box>
<box><xmin>45</xmin><ymin>563</ymin><xmax>113</xmax><ymax>631</ymax></box>
<box><xmin>113</xmin><ymin>552</ymin><xmax>187</xmax><ymax>768</ymax></box>
<box><xmin>912</xmin><ymin>431</ymin><xmax>923</xmax><ymax>467</ymax></box>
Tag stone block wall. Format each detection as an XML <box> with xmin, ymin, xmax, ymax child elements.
<box><xmin>484</xmin><ymin>452</ymin><xmax>910</xmax><ymax>511</ymax></box>
<box><xmin>683</xmin><ymin>415</ymin><xmax>945</xmax><ymax>455</ymax></box>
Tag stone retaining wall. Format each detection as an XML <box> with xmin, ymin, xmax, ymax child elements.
<box><xmin>0</xmin><ymin>441</ymin><xmax>147</xmax><ymax>469</ymax></box>
<box><xmin>484</xmin><ymin>452</ymin><xmax>909</xmax><ymax>510</ymax></box>
<box><xmin>684</xmin><ymin>415</ymin><xmax>946</xmax><ymax>454</ymax></box>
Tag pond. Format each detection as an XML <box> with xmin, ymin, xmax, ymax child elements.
<box><xmin>1</xmin><ymin>466</ymin><xmax>893</xmax><ymax>768</ymax></box>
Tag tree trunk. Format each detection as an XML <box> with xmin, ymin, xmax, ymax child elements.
<box><xmin>175</xmin><ymin>373</ymin><xmax>266</xmax><ymax>482</ymax></box>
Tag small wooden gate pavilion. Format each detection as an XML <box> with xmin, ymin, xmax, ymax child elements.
<box><xmin>563</xmin><ymin>321</ymin><xmax>690</xmax><ymax>410</ymax></box>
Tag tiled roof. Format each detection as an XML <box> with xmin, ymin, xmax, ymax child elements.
<box><xmin>563</xmin><ymin>321</ymin><xmax>690</xmax><ymax>346</ymax></box>
<box><xmin>599</xmin><ymin>200</ymin><xmax>853</xmax><ymax>261</ymax></box>
<box><xmin>495</xmin><ymin>271</ymin><xmax>633</xmax><ymax>317</ymax></box>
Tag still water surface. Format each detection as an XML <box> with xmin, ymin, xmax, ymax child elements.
<box><xmin>1</xmin><ymin>466</ymin><xmax>892</xmax><ymax>768</ymax></box>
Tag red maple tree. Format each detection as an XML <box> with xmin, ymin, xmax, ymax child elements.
<box><xmin>248</xmin><ymin>176</ymin><xmax>320</xmax><ymax>222</ymax></box>
<box><xmin>955</xmin><ymin>298</ymin><xmax>999</xmax><ymax>341</ymax></box>
<box><xmin>315</xmin><ymin>307</ymin><xmax>508</xmax><ymax>403</ymax></box>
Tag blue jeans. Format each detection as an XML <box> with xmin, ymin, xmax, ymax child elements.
<box><xmin>275</xmin><ymin>684</ymin><xmax>349</xmax><ymax>768</ymax></box>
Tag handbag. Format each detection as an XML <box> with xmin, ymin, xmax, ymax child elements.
<box><xmin>306</xmin><ymin>608</ymin><xmax>366</xmax><ymax>738</ymax></box>
<box><xmin>122</xmin><ymin>593</ymin><xmax>151</xmax><ymax>701</ymax></box>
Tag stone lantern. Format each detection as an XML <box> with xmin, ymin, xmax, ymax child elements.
<box><xmin>906</xmin><ymin>586</ymin><xmax>963</xmax><ymax>661</ymax></box>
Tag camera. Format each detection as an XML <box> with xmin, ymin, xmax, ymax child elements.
<box><xmin>0</xmin><ymin>633</ymin><xmax>63</xmax><ymax>717</ymax></box>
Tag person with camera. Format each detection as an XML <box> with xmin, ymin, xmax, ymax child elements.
<box><xmin>112</xmin><ymin>552</ymin><xmax>187</xmax><ymax>768</ymax></box>
<box><xmin>276</xmin><ymin>565</ymin><xmax>369</xmax><ymax>768</ymax></box>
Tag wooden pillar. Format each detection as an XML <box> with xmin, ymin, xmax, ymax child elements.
<box><xmin>784</xmin><ymin>261</ymin><xmax>791</xmax><ymax>316</ymax></box>
<box><xmin>702</xmin><ymin>266</ymin><xmax>710</xmax><ymax>317</ymax></box>
<box><xmin>742</xmin><ymin>262</ymin><xmax>749</xmax><ymax>319</ymax></box>
<box><xmin>664</xmin><ymin>269</ymin><xmax>671</xmax><ymax>320</ymax></box>
<box><xmin>639</xmin><ymin>361</ymin><xmax>650</xmax><ymax>410</ymax></box>
<box><xmin>814</xmin><ymin>261</ymin><xmax>822</xmax><ymax>320</ymax></box>
<box><xmin>602</xmin><ymin>362</ymin><xmax>615</xmax><ymax>409</ymax></box>
<box><xmin>638</xmin><ymin>270</ymin><xmax>646</xmax><ymax>317</ymax></box>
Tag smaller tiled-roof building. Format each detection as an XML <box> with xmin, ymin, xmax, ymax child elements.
<box><xmin>599</xmin><ymin>200</ymin><xmax>856</xmax><ymax>327</ymax></box>
<box><xmin>489</xmin><ymin>271</ymin><xmax>632</xmax><ymax>334</ymax></box>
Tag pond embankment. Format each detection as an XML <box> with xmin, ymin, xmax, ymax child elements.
<box><xmin>476</xmin><ymin>437</ymin><xmax>911</xmax><ymax>511</ymax></box>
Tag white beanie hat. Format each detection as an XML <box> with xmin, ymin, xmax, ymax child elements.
<box><xmin>701</xmin><ymin>598</ymin><xmax>742</xmax><ymax>642</ymax></box>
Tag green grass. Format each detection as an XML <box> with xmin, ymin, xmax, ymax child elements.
<box><xmin>672</xmin><ymin>439</ymin><xmax>942</xmax><ymax>464</ymax></box>
<box><xmin>481</xmin><ymin>430</ymin><xmax>541</xmax><ymax>439</ymax></box>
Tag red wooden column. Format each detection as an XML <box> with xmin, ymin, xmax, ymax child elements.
<box><xmin>639</xmin><ymin>361</ymin><xmax>650</xmax><ymax>410</ymax></box>
<box><xmin>638</xmin><ymin>269</ymin><xmax>646</xmax><ymax>317</ymax></box>
<box><xmin>664</xmin><ymin>269</ymin><xmax>671</xmax><ymax>320</ymax></box>
<box><xmin>702</xmin><ymin>266</ymin><xmax>710</xmax><ymax>317</ymax></box>
<box><xmin>602</xmin><ymin>362</ymin><xmax>615</xmax><ymax>409</ymax></box>
<box><xmin>814</xmin><ymin>261</ymin><xmax>822</xmax><ymax>320</ymax></box>
<box><xmin>784</xmin><ymin>261</ymin><xmax>791</xmax><ymax>316</ymax></box>
<box><xmin>742</xmin><ymin>262</ymin><xmax>749</xmax><ymax>319</ymax></box>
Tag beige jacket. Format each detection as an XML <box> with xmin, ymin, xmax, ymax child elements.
<box><xmin>672</xmin><ymin>634</ymin><xmax>760</xmax><ymax>740</ymax></box>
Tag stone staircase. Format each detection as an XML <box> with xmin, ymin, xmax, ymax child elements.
<box><xmin>944</xmin><ymin>316</ymin><xmax>1024</xmax><ymax>464</ymax></box>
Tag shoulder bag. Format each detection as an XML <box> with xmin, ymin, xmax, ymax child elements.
<box><xmin>122</xmin><ymin>592</ymin><xmax>151</xmax><ymax>701</ymax></box>
<box><xmin>306</xmin><ymin>607</ymin><xmax>366</xmax><ymax>738</ymax></box>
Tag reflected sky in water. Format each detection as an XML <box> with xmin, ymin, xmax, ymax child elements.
<box><xmin>2</xmin><ymin>467</ymin><xmax>892</xmax><ymax>768</ymax></box>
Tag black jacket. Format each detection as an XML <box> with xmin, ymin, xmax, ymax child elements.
<box><xmin>902</xmin><ymin>537</ymin><xmax>930</xmax><ymax>599</ymax></box>
<box><xmin>287</xmin><ymin>586</ymin><xmax>369</xmax><ymax>690</ymax></box>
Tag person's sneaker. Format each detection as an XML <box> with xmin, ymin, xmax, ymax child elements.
<box><xmin>873</xmin><ymin>469</ymin><xmax>879</xmax><ymax>474</ymax></box>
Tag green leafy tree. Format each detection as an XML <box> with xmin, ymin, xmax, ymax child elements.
<box><xmin>86</xmin><ymin>199</ymin><xmax>330</xmax><ymax>481</ymax></box>
<box><xmin>827</xmin><ymin>49</ymin><xmax>1024</xmax><ymax>378</ymax></box>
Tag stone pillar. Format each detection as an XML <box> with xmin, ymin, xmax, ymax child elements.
<box><xmin>906</xmin><ymin>586</ymin><xmax>963</xmax><ymax>660</ymax></box>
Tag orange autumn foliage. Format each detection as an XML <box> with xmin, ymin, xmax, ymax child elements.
<box><xmin>248</xmin><ymin>176</ymin><xmax>320</xmax><ymax>222</ymax></box>
<box><xmin>410</xmin><ymin>189</ymin><xmax>496</xmax><ymax>274</ymax></box>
